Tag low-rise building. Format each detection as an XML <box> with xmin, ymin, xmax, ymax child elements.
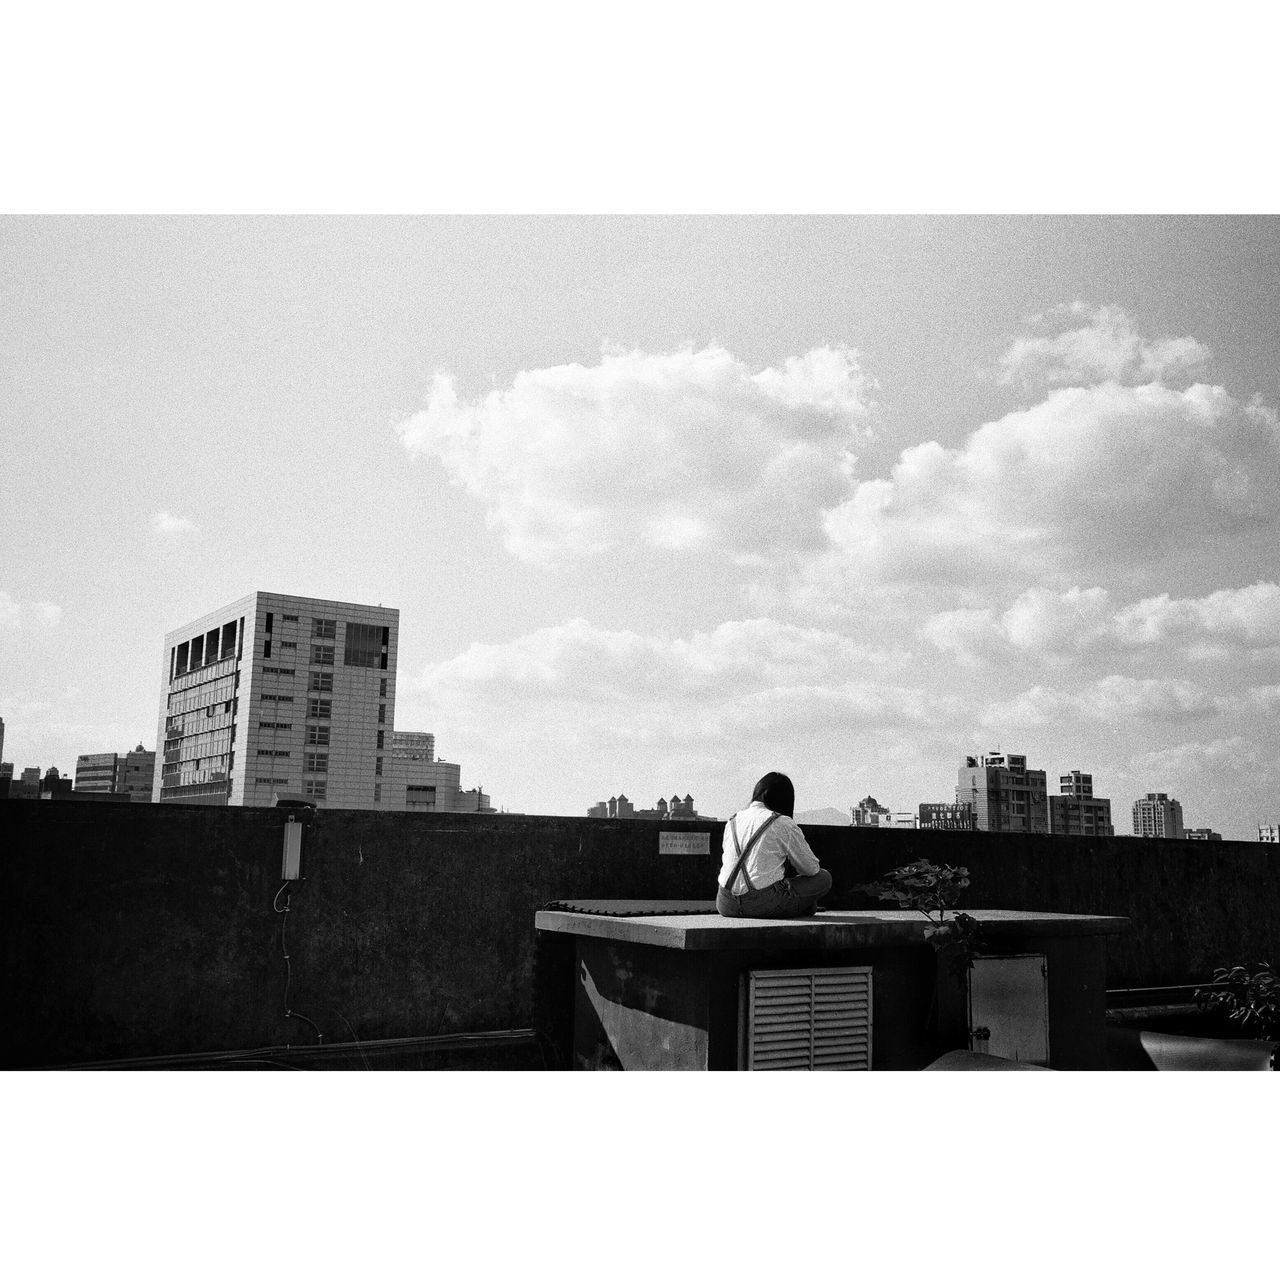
<box><xmin>587</xmin><ymin>792</ymin><xmax>711</xmax><ymax>821</ymax></box>
<box><xmin>1259</xmin><ymin>825</ymin><xmax>1278</xmax><ymax>843</ymax></box>
<box><xmin>852</xmin><ymin>795</ymin><xmax>916</xmax><ymax>828</ymax></box>
<box><xmin>75</xmin><ymin>744</ymin><xmax>156</xmax><ymax>801</ymax></box>
<box><xmin>1185</xmin><ymin>828</ymin><xmax>1222</xmax><ymax>841</ymax></box>
<box><xmin>387</xmin><ymin>731</ymin><xmax>492</xmax><ymax>813</ymax></box>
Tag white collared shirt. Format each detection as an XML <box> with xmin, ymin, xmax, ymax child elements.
<box><xmin>718</xmin><ymin>800</ymin><xmax>822</xmax><ymax>895</ymax></box>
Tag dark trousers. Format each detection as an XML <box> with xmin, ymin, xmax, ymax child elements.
<box><xmin>716</xmin><ymin>869</ymin><xmax>833</xmax><ymax>918</ymax></box>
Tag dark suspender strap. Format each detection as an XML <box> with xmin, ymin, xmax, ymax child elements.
<box><xmin>727</xmin><ymin>811</ymin><xmax>780</xmax><ymax>894</ymax></box>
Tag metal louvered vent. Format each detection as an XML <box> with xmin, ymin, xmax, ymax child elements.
<box><xmin>743</xmin><ymin>966</ymin><xmax>873</xmax><ymax>1070</ymax></box>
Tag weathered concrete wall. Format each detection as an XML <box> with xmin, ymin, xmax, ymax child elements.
<box><xmin>2</xmin><ymin>802</ymin><xmax>1276</xmax><ymax>1066</ymax></box>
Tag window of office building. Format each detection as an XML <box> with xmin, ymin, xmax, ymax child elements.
<box><xmin>374</xmin><ymin>757</ymin><xmax>383</xmax><ymax>777</ymax></box>
<box><xmin>373</xmin><ymin>783</ymin><xmax>381</xmax><ymax>803</ymax></box>
<box><xmin>377</xmin><ymin>703</ymin><xmax>385</xmax><ymax>724</ymax></box>
<box><xmin>307</xmin><ymin>697</ymin><xmax>331</xmax><ymax>719</ymax></box>
<box><xmin>304</xmin><ymin>752</ymin><xmax>328</xmax><ymax>773</ymax></box>
<box><xmin>309</xmin><ymin>671</ymin><xmax>333</xmax><ymax>692</ymax></box>
<box><xmin>312</xmin><ymin>618</ymin><xmax>336</xmax><ymax>639</ymax></box>
<box><xmin>306</xmin><ymin>724</ymin><xmax>330</xmax><ymax>746</ymax></box>
<box><xmin>305</xmin><ymin>780</ymin><xmax>326</xmax><ymax>800</ymax></box>
<box><xmin>344</xmin><ymin>622</ymin><xmax>388</xmax><ymax>669</ymax></box>
<box><xmin>379</xmin><ymin>678</ymin><xmax>387</xmax><ymax>698</ymax></box>
<box><xmin>376</xmin><ymin>730</ymin><xmax>384</xmax><ymax>750</ymax></box>
<box><xmin>311</xmin><ymin>644</ymin><xmax>335</xmax><ymax>666</ymax></box>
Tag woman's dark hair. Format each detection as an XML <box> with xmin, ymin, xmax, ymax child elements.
<box><xmin>751</xmin><ymin>772</ymin><xmax>795</xmax><ymax>818</ymax></box>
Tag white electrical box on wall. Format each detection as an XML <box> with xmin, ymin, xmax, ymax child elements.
<box><xmin>282</xmin><ymin>819</ymin><xmax>303</xmax><ymax>880</ymax></box>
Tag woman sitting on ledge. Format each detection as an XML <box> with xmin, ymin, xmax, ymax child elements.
<box><xmin>716</xmin><ymin>772</ymin><xmax>833</xmax><ymax>919</ymax></box>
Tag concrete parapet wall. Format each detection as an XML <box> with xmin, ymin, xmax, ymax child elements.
<box><xmin>2</xmin><ymin>802</ymin><xmax>1276</xmax><ymax>1066</ymax></box>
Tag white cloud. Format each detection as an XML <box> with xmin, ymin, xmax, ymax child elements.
<box><xmin>410</xmin><ymin>616</ymin><xmax>911</xmax><ymax>709</ymax></box>
<box><xmin>996</xmin><ymin>302</ymin><xmax>1211</xmax><ymax>388</ymax></box>
<box><xmin>1110</xmin><ymin>582</ymin><xmax>1280</xmax><ymax>650</ymax></box>
<box><xmin>0</xmin><ymin>591</ymin><xmax>62</xmax><ymax>629</ymax></box>
<box><xmin>150</xmin><ymin>511</ymin><xmax>197</xmax><ymax>536</ymax></box>
<box><xmin>984</xmin><ymin>675</ymin><xmax>1224</xmax><ymax>729</ymax></box>
<box><xmin>811</xmin><ymin>380</ymin><xmax>1280</xmax><ymax>600</ymax></box>
<box><xmin>396</xmin><ymin>343</ymin><xmax>874</xmax><ymax>564</ymax></box>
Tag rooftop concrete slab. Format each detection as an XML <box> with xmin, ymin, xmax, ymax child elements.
<box><xmin>534</xmin><ymin>906</ymin><xmax>1130</xmax><ymax>951</ymax></box>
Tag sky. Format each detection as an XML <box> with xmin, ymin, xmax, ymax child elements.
<box><xmin>2</xmin><ymin>215</ymin><xmax>1278</xmax><ymax>837</ymax></box>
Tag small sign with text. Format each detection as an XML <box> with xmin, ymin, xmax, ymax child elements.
<box><xmin>659</xmin><ymin>831</ymin><xmax>710</xmax><ymax>857</ymax></box>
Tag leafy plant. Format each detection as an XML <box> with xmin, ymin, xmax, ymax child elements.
<box><xmin>854</xmin><ymin>859</ymin><xmax>983</xmax><ymax>978</ymax></box>
<box><xmin>1195</xmin><ymin>962</ymin><xmax>1280</xmax><ymax>1042</ymax></box>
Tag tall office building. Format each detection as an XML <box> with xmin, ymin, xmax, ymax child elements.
<box><xmin>154</xmin><ymin>592</ymin><xmax>398</xmax><ymax>808</ymax></box>
<box><xmin>1132</xmin><ymin>792</ymin><xmax>1184</xmax><ymax>839</ymax></box>
<box><xmin>1049</xmin><ymin>771</ymin><xmax>1114</xmax><ymax>837</ymax></box>
<box><xmin>956</xmin><ymin>751</ymin><xmax>1049</xmax><ymax>834</ymax></box>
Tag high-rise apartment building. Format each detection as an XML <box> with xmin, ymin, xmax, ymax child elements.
<box><xmin>1132</xmin><ymin>793</ymin><xmax>1184</xmax><ymax>839</ymax></box>
<box><xmin>1049</xmin><ymin>771</ymin><xmax>1114</xmax><ymax>837</ymax></box>
<box><xmin>154</xmin><ymin>592</ymin><xmax>398</xmax><ymax>808</ymax></box>
<box><xmin>956</xmin><ymin>751</ymin><xmax>1048</xmax><ymax>834</ymax></box>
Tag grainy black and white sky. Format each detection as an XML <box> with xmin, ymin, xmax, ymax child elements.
<box><xmin>2</xmin><ymin>10</ymin><xmax>1277</xmax><ymax>840</ymax></box>
<box><xmin>4</xmin><ymin>215</ymin><xmax>1276</xmax><ymax>836</ymax></box>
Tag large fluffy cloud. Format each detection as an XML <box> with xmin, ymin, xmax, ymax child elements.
<box><xmin>409</xmin><ymin>616</ymin><xmax>916</xmax><ymax>715</ymax></box>
<box><xmin>813</xmin><ymin>381</ymin><xmax>1280</xmax><ymax>598</ymax></box>
<box><xmin>922</xmin><ymin>582</ymin><xmax>1280</xmax><ymax>666</ymax></box>
<box><xmin>397</xmin><ymin>343</ymin><xmax>874</xmax><ymax>564</ymax></box>
<box><xmin>996</xmin><ymin>302</ymin><xmax>1211</xmax><ymax>388</ymax></box>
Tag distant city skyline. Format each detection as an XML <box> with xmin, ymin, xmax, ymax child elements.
<box><xmin>3</xmin><ymin>216</ymin><xmax>1279</xmax><ymax>839</ymax></box>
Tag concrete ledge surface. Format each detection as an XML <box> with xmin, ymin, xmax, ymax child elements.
<box><xmin>534</xmin><ymin>906</ymin><xmax>1129</xmax><ymax>951</ymax></box>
